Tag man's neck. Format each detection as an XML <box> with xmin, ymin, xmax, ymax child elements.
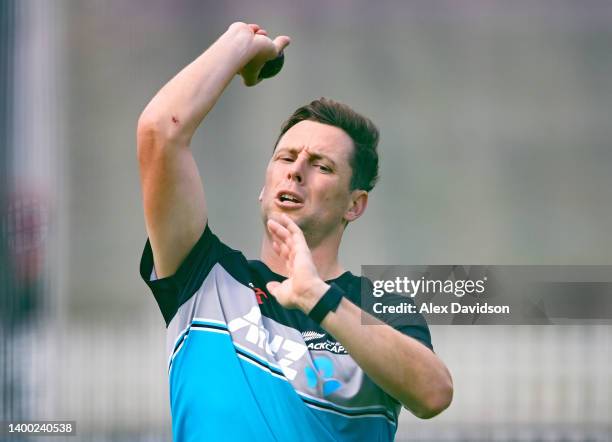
<box><xmin>260</xmin><ymin>230</ymin><xmax>345</xmax><ymax>281</ymax></box>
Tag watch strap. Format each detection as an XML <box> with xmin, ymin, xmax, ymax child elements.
<box><xmin>308</xmin><ymin>283</ymin><xmax>344</xmax><ymax>324</ymax></box>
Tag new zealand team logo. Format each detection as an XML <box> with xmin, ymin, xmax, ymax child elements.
<box><xmin>304</xmin><ymin>357</ymin><xmax>343</xmax><ymax>396</ymax></box>
<box><xmin>301</xmin><ymin>331</ymin><xmax>347</xmax><ymax>354</ymax></box>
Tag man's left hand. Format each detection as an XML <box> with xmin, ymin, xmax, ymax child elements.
<box><xmin>265</xmin><ymin>214</ymin><xmax>328</xmax><ymax>313</ymax></box>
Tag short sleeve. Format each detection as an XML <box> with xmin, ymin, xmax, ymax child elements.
<box><xmin>139</xmin><ymin>223</ymin><xmax>237</xmax><ymax>326</ymax></box>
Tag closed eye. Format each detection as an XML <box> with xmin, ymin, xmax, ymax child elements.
<box><xmin>315</xmin><ymin>164</ymin><xmax>332</xmax><ymax>173</ymax></box>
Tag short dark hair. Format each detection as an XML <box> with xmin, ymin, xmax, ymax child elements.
<box><xmin>274</xmin><ymin>98</ymin><xmax>379</xmax><ymax>192</ymax></box>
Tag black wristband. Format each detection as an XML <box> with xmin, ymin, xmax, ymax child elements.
<box><xmin>308</xmin><ymin>283</ymin><xmax>344</xmax><ymax>324</ymax></box>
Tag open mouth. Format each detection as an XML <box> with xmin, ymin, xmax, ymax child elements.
<box><xmin>278</xmin><ymin>193</ymin><xmax>302</xmax><ymax>203</ymax></box>
<box><xmin>275</xmin><ymin>191</ymin><xmax>304</xmax><ymax>208</ymax></box>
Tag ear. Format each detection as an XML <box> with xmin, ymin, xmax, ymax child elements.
<box><xmin>258</xmin><ymin>187</ymin><xmax>264</xmax><ymax>202</ymax></box>
<box><xmin>344</xmin><ymin>190</ymin><xmax>368</xmax><ymax>223</ymax></box>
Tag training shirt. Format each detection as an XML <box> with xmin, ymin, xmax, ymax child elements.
<box><xmin>140</xmin><ymin>224</ymin><xmax>433</xmax><ymax>442</ymax></box>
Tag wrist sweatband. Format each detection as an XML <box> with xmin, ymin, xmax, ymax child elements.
<box><xmin>308</xmin><ymin>283</ymin><xmax>344</xmax><ymax>324</ymax></box>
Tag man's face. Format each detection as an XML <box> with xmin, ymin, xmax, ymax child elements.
<box><xmin>260</xmin><ymin>120</ymin><xmax>356</xmax><ymax>243</ymax></box>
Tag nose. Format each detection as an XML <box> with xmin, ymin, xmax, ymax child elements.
<box><xmin>287</xmin><ymin>170</ymin><xmax>303</xmax><ymax>184</ymax></box>
<box><xmin>287</xmin><ymin>155</ymin><xmax>306</xmax><ymax>184</ymax></box>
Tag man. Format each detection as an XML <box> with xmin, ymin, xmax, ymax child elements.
<box><xmin>137</xmin><ymin>22</ymin><xmax>452</xmax><ymax>441</ymax></box>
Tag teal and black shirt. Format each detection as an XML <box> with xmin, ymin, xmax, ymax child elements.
<box><xmin>140</xmin><ymin>224</ymin><xmax>433</xmax><ymax>442</ymax></box>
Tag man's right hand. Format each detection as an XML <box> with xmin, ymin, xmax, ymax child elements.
<box><xmin>138</xmin><ymin>22</ymin><xmax>290</xmax><ymax>279</ymax></box>
<box><xmin>230</xmin><ymin>22</ymin><xmax>291</xmax><ymax>87</ymax></box>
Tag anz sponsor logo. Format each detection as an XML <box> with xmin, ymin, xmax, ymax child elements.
<box><xmin>302</xmin><ymin>330</ymin><xmax>347</xmax><ymax>354</ymax></box>
<box><xmin>228</xmin><ymin>306</ymin><xmax>307</xmax><ymax>380</ymax></box>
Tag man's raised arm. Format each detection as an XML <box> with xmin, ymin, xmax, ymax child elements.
<box><xmin>137</xmin><ymin>23</ymin><xmax>290</xmax><ymax>278</ymax></box>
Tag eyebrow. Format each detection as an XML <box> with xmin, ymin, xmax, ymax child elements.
<box><xmin>275</xmin><ymin>147</ymin><xmax>337</xmax><ymax>168</ymax></box>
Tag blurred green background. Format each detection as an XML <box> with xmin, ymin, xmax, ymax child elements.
<box><xmin>1</xmin><ymin>0</ymin><xmax>611</xmax><ymax>440</ymax></box>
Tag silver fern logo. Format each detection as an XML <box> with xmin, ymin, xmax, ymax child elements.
<box><xmin>302</xmin><ymin>331</ymin><xmax>325</xmax><ymax>342</ymax></box>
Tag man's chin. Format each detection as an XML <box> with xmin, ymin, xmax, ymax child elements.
<box><xmin>269</xmin><ymin>209</ymin><xmax>300</xmax><ymax>222</ymax></box>
<box><xmin>265</xmin><ymin>208</ymin><xmax>307</xmax><ymax>228</ymax></box>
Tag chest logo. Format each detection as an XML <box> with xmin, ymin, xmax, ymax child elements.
<box><xmin>249</xmin><ymin>282</ymin><xmax>268</xmax><ymax>304</ymax></box>
<box><xmin>304</xmin><ymin>356</ymin><xmax>343</xmax><ymax>396</ymax></box>
<box><xmin>228</xmin><ymin>306</ymin><xmax>307</xmax><ymax>380</ymax></box>
<box><xmin>302</xmin><ymin>331</ymin><xmax>326</xmax><ymax>342</ymax></box>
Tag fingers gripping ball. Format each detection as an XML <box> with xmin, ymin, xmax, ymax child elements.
<box><xmin>258</xmin><ymin>51</ymin><xmax>285</xmax><ymax>81</ymax></box>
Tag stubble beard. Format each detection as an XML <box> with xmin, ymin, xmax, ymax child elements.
<box><xmin>261</xmin><ymin>198</ymin><xmax>341</xmax><ymax>250</ymax></box>
<box><xmin>262</xmin><ymin>204</ymin><xmax>314</xmax><ymax>245</ymax></box>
